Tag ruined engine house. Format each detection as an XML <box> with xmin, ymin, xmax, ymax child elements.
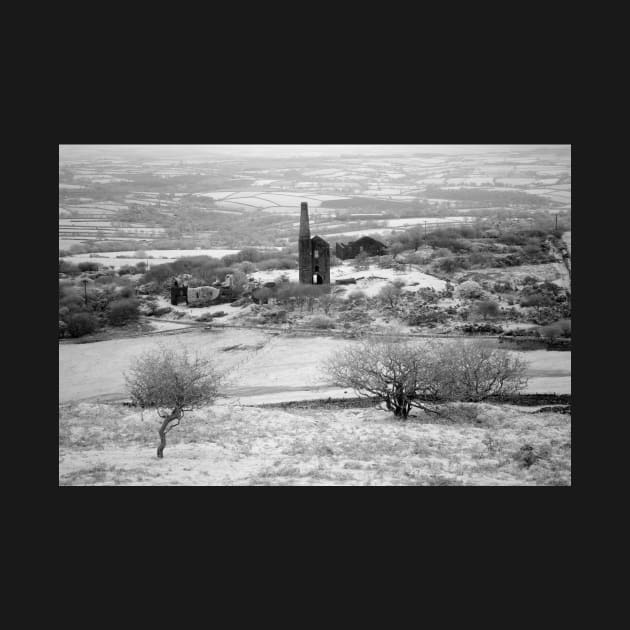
<box><xmin>298</xmin><ymin>202</ymin><xmax>330</xmax><ymax>285</ymax></box>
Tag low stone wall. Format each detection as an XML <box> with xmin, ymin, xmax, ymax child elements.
<box><xmin>256</xmin><ymin>392</ymin><xmax>571</xmax><ymax>410</ymax></box>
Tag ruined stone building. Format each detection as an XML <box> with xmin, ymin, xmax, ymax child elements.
<box><xmin>298</xmin><ymin>202</ymin><xmax>330</xmax><ymax>284</ymax></box>
<box><xmin>170</xmin><ymin>273</ymin><xmax>233</xmax><ymax>306</ymax></box>
<box><xmin>335</xmin><ymin>235</ymin><xmax>388</xmax><ymax>261</ymax></box>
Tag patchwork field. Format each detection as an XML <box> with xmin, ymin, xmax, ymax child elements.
<box><xmin>61</xmin><ymin>248</ymin><xmax>242</xmax><ymax>269</ymax></box>
<box><xmin>195</xmin><ymin>191</ymin><xmax>352</xmax><ymax>213</ymax></box>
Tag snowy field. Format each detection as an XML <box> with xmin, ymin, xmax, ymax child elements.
<box><xmin>62</xmin><ymin>249</ymin><xmax>242</xmax><ymax>269</ymax></box>
<box><xmin>194</xmin><ymin>191</ymin><xmax>350</xmax><ymax>211</ymax></box>
<box><xmin>249</xmin><ymin>261</ymin><xmax>447</xmax><ymax>297</ymax></box>
<box><xmin>59</xmin><ymin>327</ymin><xmax>571</xmax><ymax>406</ymax></box>
<box><xmin>59</xmin><ymin>401</ymin><xmax>571</xmax><ymax>485</ymax></box>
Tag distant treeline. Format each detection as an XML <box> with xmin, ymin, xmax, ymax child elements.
<box><xmin>421</xmin><ymin>186</ymin><xmax>549</xmax><ymax>205</ymax></box>
<box><xmin>320</xmin><ymin>197</ymin><xmax>433</xmax><ymax>213</ymax></box>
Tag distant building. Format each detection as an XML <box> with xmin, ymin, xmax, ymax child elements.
<box><xmin>187</xmin><ymin>286</ymin><xmax>220</xmax><ymax>305</ymax></box>
<box><xmin>335</xmin><ymin>236</ymin><xmax>388</xmax><ymax>260</ymax></box>
<box><xmin>298</xmin><ymin>202</ymin><xmax>330</xmax><ymax>284</ymax></box>
<box><xmin>170</xmin><ymin>278</ymin><xmax>189</xmax><ymax>305</ymax></box>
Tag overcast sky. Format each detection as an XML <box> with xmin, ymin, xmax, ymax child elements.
<box><xmin>60</xmin><ymin>144</ymin><xmax>570</xmax><ymax>162</ymax></box>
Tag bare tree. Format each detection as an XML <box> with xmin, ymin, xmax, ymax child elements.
<box><xmin>431</xmin><ymin>339</ymin><xmax>529</xmax><ymax>402</ymax></box>
<box><xmin>125</xmin><ymin>346</ymin><xmax>222</xmax><ymax>458</ymax></box>
<box><xmin>324</xmin><ymin>338</ymin><xmax>529</xmax><ymax>419</ymax></box>
<box><xmin>400</xmin><ymin>228</ymin><xmax>424</xmax><ymax>251</ymax></box>
<box><xmin>388</xmin><ymin>241</ymin><xmax>406</xmax><ymax>261</ymax></box>
<box><xmin>324</xmin><ymin>338</ymin><xmax>444</xmax><ymax>419</ymax></box>
<box><xmin>378</xmin><ymin>283</ymin><xmax>402</xmax><ymax>308</ymax></box>
<box><xmin>229</xmin><ymin>270</ymin><xmax>249</xmax><ymax>297</ymax></box>
<box><xmin>318</xmin><ymin>287</ymin><xmax>341</xmax><ymax>315</ymax></box>
<box><xmin>353</xmin><ymin>251</ymin><xmax>370</xmax><ymax>271</ymax></box>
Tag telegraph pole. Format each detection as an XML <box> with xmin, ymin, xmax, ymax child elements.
<box><xmin>555</xmin><ymin>214</ymin><xmax>558</xmax><ymax>231</ymax></box>
<box><xmin>82</xmin><ymin>279</ymin><xmax>88</xmax><ymax>305</ymax></box>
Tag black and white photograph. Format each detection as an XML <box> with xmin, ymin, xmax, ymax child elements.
<box><xmin>58</xmin><ymin>144</ymin><xmax>571</xmax><ymax>486</ymax></box>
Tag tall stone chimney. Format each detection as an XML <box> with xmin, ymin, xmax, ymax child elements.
<box><xmin>298</xmin><ymin>202</ymin><xmax>312</xmax><ymax>284</ymax></box>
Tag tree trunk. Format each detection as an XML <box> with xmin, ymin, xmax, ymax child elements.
<box><xmin>157</xmin><ymin>409</ymin><xmax>181</xmax><ymax>458</ymax></box>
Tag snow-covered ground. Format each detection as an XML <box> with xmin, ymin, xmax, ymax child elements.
<box><xmin>453</xmin><ymin>262</ymin><xmax>570</xmax><ymax>290</ymax></box>
<box><xmin>145</xmin><ymin>319</ymin><xmax>197</xmax><ymax>333</ymax></box>
<box><xmin>61</xmin><ymin>249</ymin><xmax>242</xmax><ymax>269</ymax></box>
<box><xmin>149</xmin><ymin>295</ymin><xmax>255</xmax><ymax>324</ymax></box>
<box><xmin>250</xmin><ymin>261</ymin><xmax>446</xmax><ymax>297</ymax></box>
<box><xmin>59</xmin><ymin>328</ymin><xmax>571</xmax><ymax>405</ymax></box>
<box><xmin>59</xmin><ymin>401</ymin><xmax>571</xmax><ymax>486</ymax></box>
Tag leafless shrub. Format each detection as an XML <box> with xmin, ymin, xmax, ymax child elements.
<box><xmin>347</xmin><ymin>290</ymin><xmax>367</xmax><ymax>304</ymax></box>
<box><xmin>323</xmin><ymin>338</ymin><xmax>528</xmax><ymax>419</ymax></box>
<box><xmin>310</xmin><ymin>315</ymin><xmax>335</xmax><ymax>329</ymax></box>
<box><xmin>125</xmin><ymin>346</ymin><xmax>223</xmax><ymax>458</ymax></box>
<box><xmin>378</xmin><ymin>283</ymin><xmax>402</xmax><ymax>308</ymax></box>
<box><xmin>434</xmin><ymin>339</ymin><xmax>529</xmax><ymax>402</ymax></box>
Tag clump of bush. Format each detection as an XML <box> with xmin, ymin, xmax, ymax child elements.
<box><xmin>59</xmin><ymin>259</ymin><xmax>81</xmax><ymax>275</ymax></box>
<box><xmin>436</xmin><ymin>256</ymin><xmax>470</xmax><ymax>273</ymax></box>
<box><xmin>257</xmin><ymin>257</ymin><xmax>297</xmax><ymax>271</ymax></box>
<box><xmin>310</xmin><ymin>315</ymin><xmax>335</xmax><ymax>329</ymax></box>
<box><xmin>407</xmin><ymin>308</ymin><xmax>448</xmax><ymax>327</ymax></box>
<box><xmin>456</xmin><ymin>280</ymin><xmax>485</xmax><ymax>299</ymax></box>
<box><xmin>539</xmin><ymin>319</ymin><xmax>571</xmax><ymax>339</ymax></box>
<box><xmin>107</xmin><ymin>298</ymin><xmax>140</xmax><ymax>326</ymax></box>
<box><xmin>66</xmin><ymin>312</ymin><xmax>99</xmax><ymax>338</ymax></box>
<box><xmin>528</xmin><ymin>305</ymin><xmax>571</xmax><ymax>326</ymax></box>
<box><xmin>431</xmin><ymin>248</ymin><xmax>453</xmax><ymax>259</ymax></box>
<box><xmin>78</xmin><ymin>261</ymin><xmax>100</xmax><ymax>273</ymax></box>
<box><xmin>416</xmin><ymin>287</ymin><xmax>439</xmax><ymax>303</ymax></box>
<box><xmin>118</xmin><ymin>264</ymin><xmax>139</xmax><ymax>276</ymax></box>
<box><xmin>494</xmin><ymin>254</ymin><xmax>525</xmax><ymax>267</ymax></box>
<box><xmin>136</xmin><ymin>281</ymin><xmax>160</xmax><ymax>295</ymax></box>
<box><xmin>493</xmin><ymin>281</ymin><xmax>513</xmax><ymax>293</ymax></box>
<box><xmin>404</xmin><ymin>252</ymin><xmax>430</xmax><ymax>265</ymax></box>
<box><xmin>347</xmin><ymin>290</ymin><xmax>367</xmax><ymax>304</ymax></box>
<box><xmin>376</xmin><ymin>255</ymin><xmax>398</xmax><ymax>269</ymax></box>
<box><xmin>472</xmin><ymin>300</ymin><xmax>500</xmax><ymax>320</ymax></box>
<box><xmin>378</xmin><ymin>283</ymin><xmax>403</xmax><ymax>307</ymax></box>
<box><xmin>116</xmin><ymin>285</ymin><xmax>135</xmax><ymax>299</ymax></box>
<box><xmin>353</xmin><ymin>251</ymin><xmax>371</xmax><ymax>271</ymax></box>
<box><xmin>339</xmin><ymin>310</ymin><xmax>372</xmax><ymax>326</ymax></box>
<box><xmin>237</xmin><ymin>261</ymin><xmax>257</xmax><ymax>274</ymax></box>
<box><xmin>519</xmin><ymin>282</ymin><xmax>568</xmax><ymax>320</ymax></box>
<box><xmin>468</xmin><ymin>251</ymin><xmax>493</xmax><ymax>267</ymax></box>
<box><xmin>512</xmin><ymin>443</ymin><xmax>551</xmax><ymax>468</ymax></box>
